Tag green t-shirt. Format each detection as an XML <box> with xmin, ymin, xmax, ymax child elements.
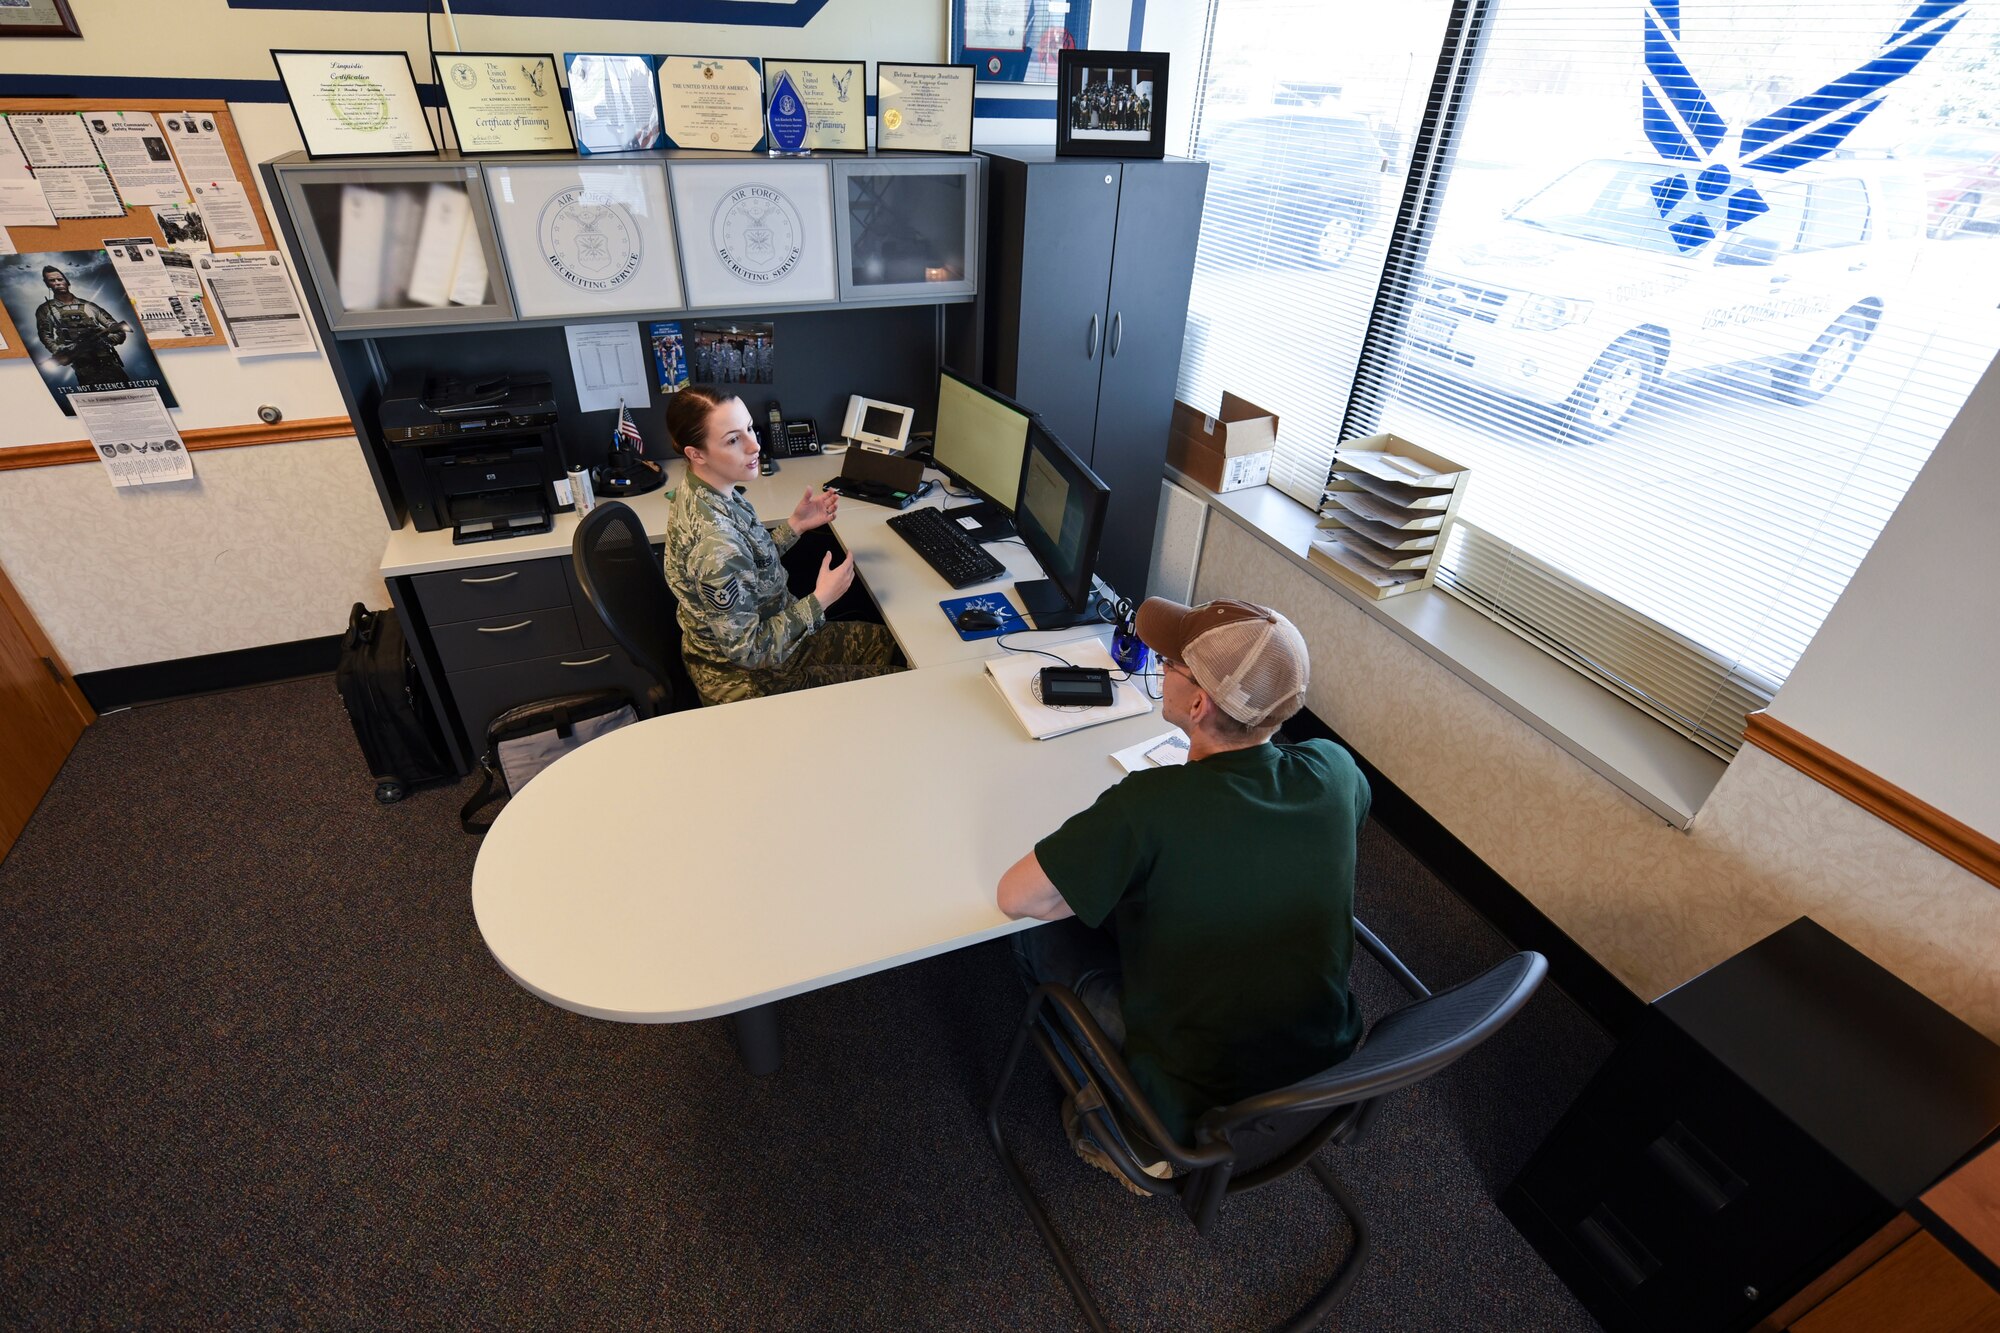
<box><xmin>1035</xmin><ymin>738</ymin><xmax>1370</xmax><ymax>1142</ymax></box>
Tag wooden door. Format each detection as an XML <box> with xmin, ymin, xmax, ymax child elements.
<box><xmin>0</xmin><ymin>562</ymin><xmax>93</xmax><ymax>860</ymax></box>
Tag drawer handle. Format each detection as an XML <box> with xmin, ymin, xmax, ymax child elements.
<box><xmin>1110</xmin><ymin>310</ymin><xmax>1123</xmax><ymax>356</ymax></box>
<box><xmin>561</xmin><ymin>654</ymin><xmax>611</xmax><ymax>667</ymax></box>
<box><xmin>460</xmin><ymin>570</ymin><xmax>520</xmax><ymax>585</ymax></box>
<box><xmin>476</xmin><ymin>620</ymin><xmax>533</xmax><ymax>633</ymax></box>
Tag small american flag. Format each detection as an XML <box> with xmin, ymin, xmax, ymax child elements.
<box><xmin>615</xmin><ymin>404</ymin><xmax>644</xmax><ymax>455</ymax></box>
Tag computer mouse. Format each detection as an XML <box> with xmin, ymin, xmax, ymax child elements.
<box><xmin>955</xmin><ymin>606</ymin><xmax>1004</xmax><ymax>632</ymax></box>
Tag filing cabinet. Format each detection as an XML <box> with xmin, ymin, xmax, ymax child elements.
<box><xmin>399</xmin><ymin>552</ymin><xmax>655</xmax><ymax>761</ymax></box>
<box><xmin>1502</xmin><ymin>918</ymin><xmax>2000</xmax><ymax>1333</ymax></box>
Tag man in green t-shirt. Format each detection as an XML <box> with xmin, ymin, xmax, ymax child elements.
<box><xmin>997</xmin><ymin>596</ymin><xmax>1369</xmax><ymax>1186</ymax></box>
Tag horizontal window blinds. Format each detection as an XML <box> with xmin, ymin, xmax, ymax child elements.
<box><xmin>1336</xmin><ymin>0</ymin><xmax>2000</xmax><ymax>754</ymax></box>
<box><xmin>1177</xmin><ymin>0</ymin><xmax>1461</xmax><ymax>506</ymax></box>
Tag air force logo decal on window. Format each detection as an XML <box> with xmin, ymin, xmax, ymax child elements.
<box><xmin>1640</xmin><ymin>0</ymin><xmax>1965</xmax><ymax>252</ymax></box>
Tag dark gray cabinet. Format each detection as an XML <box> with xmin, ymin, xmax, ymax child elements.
<box><xmin>978</xmin><ymin>148</ymin><xmax>1207</xmax><ymax>603</ymax></box>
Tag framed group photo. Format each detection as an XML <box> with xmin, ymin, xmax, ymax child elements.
<box><xmin>1055</xmin><ymin>49</ymin><xmax>1168</xmax><ymax>159</ymax></box>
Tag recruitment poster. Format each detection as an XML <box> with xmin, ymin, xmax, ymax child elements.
<box><xmin>0</xmin><ymin>249</ymin><xmax>177</xmax><ymax>415</ymax></box>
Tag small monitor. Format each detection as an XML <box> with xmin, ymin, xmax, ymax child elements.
<box><xmin>841</xmin><ymin>394</ymin><xmax>915</xmax><ymax>454</ymax></box>
<box><xmin>1013</xmin><ymin>417</ymin><xmax>1110</xmax><ymax>630</ymax></box>
<box><xmin>932</xmin><ymin>367</ymin><xmax>1031</xmax><ymax>540</ymax></box>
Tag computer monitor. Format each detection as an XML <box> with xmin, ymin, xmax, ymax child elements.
<box><xmin>1013</xmin><ymin>417</ymin><xmax>1110</xmax><ymax>630</ymax></box>
<box><xmin>931</xmin><ymin>367</ymin><xmax>1031</xmax><ymax>541</ymax></box>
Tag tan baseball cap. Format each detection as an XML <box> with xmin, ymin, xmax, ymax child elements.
<box><xmin>1134</xmin><ymin>597</ymin><xmax>1309</xmax><ymax>725</ymax></box>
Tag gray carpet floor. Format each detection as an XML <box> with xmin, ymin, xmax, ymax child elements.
<box><xmin>1</xmin><ymin>676</ymin><xmax>1607</xmax><ymax>1330</ymax></box>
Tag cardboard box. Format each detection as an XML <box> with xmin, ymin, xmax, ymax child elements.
<box><xmin>1167</xmin><ymin>393</ymin><xmax>1279</xmax><ymax>493</ymax></box>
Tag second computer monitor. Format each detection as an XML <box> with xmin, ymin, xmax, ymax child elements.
<box><xmin>1013</xmin><ymin>417</ymin><xmax>1110</xmax><ymax>630</ymax></box>
<box><xmin>932</xmin><ymin>367</ymin><xmax>1031</xmax><ymax>540</ymax></box>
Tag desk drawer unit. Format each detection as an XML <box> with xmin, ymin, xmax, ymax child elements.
<box><xmin>431</xmin><ymin>608</ymin><xmax>581</xmax><ymax>673</ymax></box>
<box><xmin>447</xmin><ymin>646</ymin><xmax>652</xmax><ymax>750</ymax></box>
<box><xmin>413</xmin><ymin>558</ymin><xmax>570</xmax><ymax>624</ymax></box>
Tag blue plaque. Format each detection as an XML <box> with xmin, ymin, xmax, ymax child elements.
<box><xmin>767</xmin><ymin>70</ymin><xmax>809</xmax><ymax>155</ymax></box>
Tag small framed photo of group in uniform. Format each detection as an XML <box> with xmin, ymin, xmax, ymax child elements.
<box><xmin>1055</xmin><ymin>50</ymin><xmax>1169</xmax><ymax>159</ymax></box>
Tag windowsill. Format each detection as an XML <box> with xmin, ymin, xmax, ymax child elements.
<box><xmin>1174</xmin><ymin>473</ymin><xmax>1728</xmax><ymax>829</ymax></box>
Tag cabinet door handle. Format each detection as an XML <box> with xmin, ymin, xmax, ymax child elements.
<box><xmin>1086</xmin><ymin>313</ymin><xmax>1100</xmax><ymax>360</ymax></box>
<box><xmin>1110</xmin><ymin>311</ymin><xmax>1123</xmax><ymax>357</ymax></box>
<box><xmin>561</xmin><ymin>653</ymin><xmax>611</xmax><ymax>667</ymax></box>
<box><xmin>460</xmin><ymin>570</ymin><xmax>519</xmax><ymax>585</ymax></box>
<box><xmin>476</xmin><ymin>620</ymin><xmax>533</xmax><ymax>633</ymax></box>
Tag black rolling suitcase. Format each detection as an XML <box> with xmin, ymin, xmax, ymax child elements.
<box><xmin>336</xmin><ymin>602</ymin><xmax>452</xmax><ymax>804</ymax></box>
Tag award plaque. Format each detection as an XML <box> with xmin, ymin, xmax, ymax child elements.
<box><xmin>766</xmin><ymin>70</ymin><xmax>810</xmax><ymax>155</ymax></box>
<box><xmin>565</xmin><ymin>53</ymin><xmax>664</xmax><ymax>154</ymax></box>
<box><xmin>761</xmin><ymin>59</ymin><xmax>867</xmax><ymax>154</ymax></box>
<box><xmin>876</xmin><ymin>63</ymin><xmax>977</xmax><ymax>153</ymax></box>
<box><xmin>434</xmin><ymin>53</ymin><xmax>574</xmax><ymax>155</ymax></box>
<box><xmin>488</xmin><ymin>161</ymin><xmax>683</xmax><ymax>318</ymax></box>
<box><xmin>658</xmin><ymin>55</ymin><xmax>766</xmax><ymax>153</ymax></box>
<box><xmin>271</xmin><ymin>50</ymin><xmax>437</xmax><ymax>159</ymax></box>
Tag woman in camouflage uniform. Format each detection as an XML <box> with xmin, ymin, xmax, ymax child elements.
<box><xmin>664</xmin><ymin>386</ymin><xmax>901</xmax><ymax>705</ymax></box>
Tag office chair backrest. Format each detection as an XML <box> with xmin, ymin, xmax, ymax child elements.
<box><xmin>571</xmin><ymin>501</ymin><xmax>697</xmax><ymax>714</ymax></box>
<box><xmin>1179</xmin><ymin>950</ymin><xmax>1548</xmax><ymax>1224</ymax></box>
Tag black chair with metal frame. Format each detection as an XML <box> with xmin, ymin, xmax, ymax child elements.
<box><xmin>987</xmin><ymin>920</ymin><xmax>1548</xmax><ymax>1332</ymax></box>
<box><xmin>570</xmin><ymin>500</ymin><xmax>699</xmax><ymax>717</ymax></box>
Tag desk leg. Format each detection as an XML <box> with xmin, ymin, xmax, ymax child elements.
<box><xmin>730</xmin><ymin>1003</ymin><xmax>783</xmax><ymax>1075</ymax></box>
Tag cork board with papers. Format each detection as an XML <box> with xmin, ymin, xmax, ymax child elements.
<box><xmin>0</xmin><ymin>98</ymin><xmax>278</xmax><ymax>358</ymax></box>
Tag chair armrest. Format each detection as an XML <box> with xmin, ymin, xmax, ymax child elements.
<box><xmin>1021</xmin><ymin>984</ymin><xmax>1235</xmax><ymax>1174</ymax></box>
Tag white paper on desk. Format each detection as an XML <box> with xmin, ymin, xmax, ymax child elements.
<box><xmin>985</xmin><ymin>640</ymin><xmax>1155</xmax><ymax>741</ymax></box>
<box><xmin>85</xmin><ymin>112</ymin><xmax>190</xmax><ymax>208</ymax></box>
<box><xmin>188</xmin><ymin>178</ymin><xmax>262</xmax><ymax>249</ymax></box>
<box><xmin>104</xmin><ymin>236</ymin><xmax>212</xmax><ymax>340</ymax></box>
<box><xmin>70</xmin><ymin>388</ymin><xmax>194</xmax><ymax>489</ymax></box>
<box><xmin>196</xmin><ymin>251</ymin><xmax>316</xmax><ymax>357</ymax></box>
<box><xmin>39</xmin><ymin>167</ymin><xmax>126</xmax><ymax>220</ymax></box>
<box><xmin>1111</xmin><ymin>728</ymin><xmax>1190</xmax><ymax>773</ymax></box>
<box><xmin>0</xmin><ymin>129</ymin><xmax>56</xmax><ymax>227</ymax></box>
<box><xmin>6</xmin><ymin>113</ymin><xmax>102</xmax><ymax>169</ymax></box>
<box><xmin>162</xmin><ymin>111</ymin><xmax>234</xmax><ymax>182</ymax></box>
<box><xmin>565</xmin><ymin>321</ymin><xmax>650</xmax><ymax>414</ymax></box>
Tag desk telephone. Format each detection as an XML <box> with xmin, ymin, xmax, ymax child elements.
<box><xmin>763</xmin><ymin>402</ymin><xmax>821</xmax><ymax>460</ymax></box>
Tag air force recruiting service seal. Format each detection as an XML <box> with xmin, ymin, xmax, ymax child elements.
<box><xmin>539</xmin><ymin>187</ymin><xmax>642</xmax><ymax>291</ymax></box>
<box><xmin>712</xmin><ymin>184</ymin><xmax>804</xmax><ymax>284</ymax></box>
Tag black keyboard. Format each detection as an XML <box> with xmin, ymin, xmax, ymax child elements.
<box><xmin>886</xmin><ymin>506</ymin><xmax>1008</xmax><ymax>589</ymax></box>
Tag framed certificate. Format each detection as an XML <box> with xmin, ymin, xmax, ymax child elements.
<box><xmin>564</xmin><ymin>52</ymin><xmax>664</xmax><ymax>154</ymax></box>
<box><xmin>952</xmin><ymin>0</ymin><xmax>1086</xmax><ymax>84</ymax></box>
<box><xmin>434</xmin><ymin>53</ymin><xmax>574</xmax><ymax>155</ymax></box>
<box><xmin>271</xmin><ymin>50</ymin><xmax>437</xmax><ymax>160</ymax></box>
<box><xmin>668</xmin><ymin>160</ymin><xmax>837</xmax><ymax>309</ymax></box>
<box><xmin>760</xmin><ymin>59</ymin><xmax>867</xmax><ymax>154</ymax></box>
<box><xmin>487</xmin><ymin>160</ymin><xmax>683</xmax><ymax>319</ymax></box>
<box><xmin>658</xmin><ymin>55</ymin><xmax>766</xmax><ymax>153</ymax></box>
<box><xmin>876</xmin><ymin>63</ymin><xmax>977</xmax><ymax>154</ymax></box>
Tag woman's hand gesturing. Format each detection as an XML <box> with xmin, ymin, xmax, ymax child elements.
<box><xmin>790</xmin><ymin>486</ymin><xmax>838</xmax><ymax>533</ymax></box>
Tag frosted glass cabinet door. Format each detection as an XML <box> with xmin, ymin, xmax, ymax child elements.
<box><xmin>831</xmin><ymin>158</ymin><xmax>979</xmax><ymax>302</ymax></box>
<box><xmin>276</xmin><ymin>162</ymin><xmax>515</xmax><ymax>331</ymax></box>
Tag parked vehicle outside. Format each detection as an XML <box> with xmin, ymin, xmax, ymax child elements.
<box><xmin>1888</xmin><ymin>128</ymin><xmax>2000</xmax><ymax>239</ymax></box>
<box><xmin>1199</xmin><ymin>111</ymin><xmax>1398</xmax><ymax>269</ymax></box>
<box><xmin>1407</xmin><ymin>157</ymin><xmax>1929</xmax><ymax>438</ymax></box>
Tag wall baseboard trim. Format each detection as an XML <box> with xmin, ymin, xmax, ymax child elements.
<box><xmin>1285</xmin><ymin>707</ymin><xmax>1648</xmax><ymax>1039</ymax></box>
<box><xmin>77</xmin><ymin>635</ymin><xmax>341</xmax><ymax>712</ymax></box>
<box><xmin>1743</xmin><ymin>711</ymin><xmax>1998</xmax><ymax>891</ymax></box>
<box><xmin>1</xmin><ymin>417</ymin><xmax>355</xmax><ymax>472</ymax></box>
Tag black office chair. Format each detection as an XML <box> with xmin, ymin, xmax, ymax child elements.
<box><xmin>571</xmin><ymin>500</ymin><xmax>700</xmax><ymax>717</ymax></box>
<box><xmin>988</xmin><ymin>921</ymin><xmax>1548</xmax><ymax>1333</ymax></box>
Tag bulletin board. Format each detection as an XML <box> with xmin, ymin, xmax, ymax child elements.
<box><xmin>0</xmin><ymin>98</ymin><xmax>278</xmax><ymax>358</ymax></box>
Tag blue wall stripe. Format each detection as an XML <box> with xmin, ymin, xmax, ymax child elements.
<box><xmin>0</xmin><ymin>72</ymin><xmax>1057</xmax><ymax>117</ymax></box>
<box><xmin>226</xmin><ymin>0</ymin><xmax>835</xmax><ymax>23</ymax></box>
<box><xmin>1127</xmin><ymin>0</ymin><xmax>1147</xmax><ymax>53</ymax></box>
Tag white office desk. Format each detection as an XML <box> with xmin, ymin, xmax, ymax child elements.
<box><xmin>380</xmin><ymin>450</ymin><xmax>1098</xmax><ymax>671</ymax></box>
<box><xmin>470</xmin><ymin>653</ymin><xmax>1165</xmax><ymax>1066</ymax></box>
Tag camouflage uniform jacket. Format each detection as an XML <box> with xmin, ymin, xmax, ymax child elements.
<box><xmin>35</xmin><ymin>295</ymin><xmax>126</xmax><ymax>373</ymax></box>
<box><xmin>664</xmin><ymin>473</ymin><xmax>824</xmax><ymax>692</ymax></box>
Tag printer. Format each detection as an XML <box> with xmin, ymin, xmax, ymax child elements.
<box><xmin>380</xmin><ymin>373</ymin><xmax>567</xmax><ymax>542</ymax></box>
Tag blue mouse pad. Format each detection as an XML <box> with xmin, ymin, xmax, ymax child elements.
<box><xmin>940</xmin><ymin>593</ymin><xmax>1027</xmax><ymax>640</ymax></box>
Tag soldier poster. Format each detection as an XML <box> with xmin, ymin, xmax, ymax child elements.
<box><xmin>0</xmin><ymin>249</ymin><xmax>177</xmax><ymax>415</ymax></box>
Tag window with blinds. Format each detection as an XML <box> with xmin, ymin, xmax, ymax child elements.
<box><xmin>1176</xmin><ymin>0</ymin><xmax>1461</xmax><ymax>505</ymax></box>
<box><xmin>1184</xmin><ymin>0</ymin><xmax>2000</xmax><ymax>758</ymax></box>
